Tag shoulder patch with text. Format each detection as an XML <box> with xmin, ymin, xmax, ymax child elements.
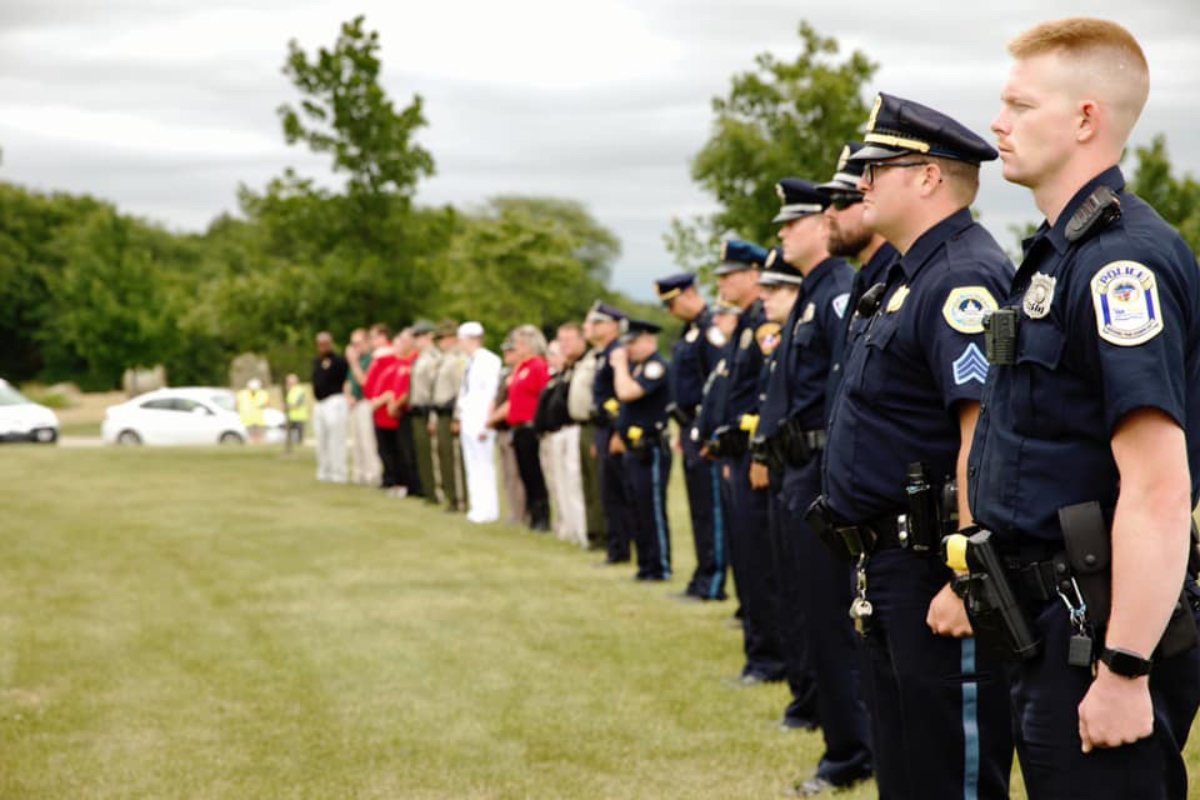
<box><xmin>1091</xmin><ymin>261</ymin><xmax>1163</xmax><ymax>346</ymax></box>
<box><xmin>755</xmin><ymin>323</ymin><xmax>782</xmax><ymax>355</ymax></box>
<box><xmin>643</xmin><ymin>360</ymin><xmax>665</xmax><ymax>381</ymax></box>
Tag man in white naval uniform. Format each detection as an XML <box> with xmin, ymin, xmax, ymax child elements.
<box><xmin>455</xmin><ymin>322</ymin><xmax>502</xmax><ymax>524</ymax></box>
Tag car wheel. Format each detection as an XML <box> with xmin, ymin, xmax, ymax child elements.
<box><xmin>219</xmin><ymin>432</ymin><xmax>245</xmax><ymax>445</ymax></box>
<box><xmin>34</xmin><ymin>428</ymin><xmax>58</xmax><ymax>444</ymax></box>
<box><xmin>116</xmin><ymin>430</ymin><xmax>142</xmax><ymax>446</ymax></box>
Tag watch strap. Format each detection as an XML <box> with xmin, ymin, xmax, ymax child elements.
<box><xmin>1100</xmin><ymin>647</ymin><xmax>1153</xmax><ymax>678</ymax></box>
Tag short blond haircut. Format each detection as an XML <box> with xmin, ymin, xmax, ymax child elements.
<box><xmin>1008</xmin><ymin>18</ymin><xmax>1149</xmax><ymax>143</ymax></box>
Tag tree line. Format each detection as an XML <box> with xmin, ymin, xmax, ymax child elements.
<box><xmin>2</xmin><ymin>18</ymin><xmax>1196</xmax><ymax>390</ymax></box>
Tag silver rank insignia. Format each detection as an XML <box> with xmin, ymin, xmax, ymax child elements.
<box><xmin>1023</xmin><ymin>273</ymin><xmax>1056</xmax><ymax>319</ymax></box>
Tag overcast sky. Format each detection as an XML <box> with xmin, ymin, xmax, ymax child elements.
<box><xmin>1</xmin><ymin>0</ymin><xmax>1197</xmax><ymax>300</ymax></box>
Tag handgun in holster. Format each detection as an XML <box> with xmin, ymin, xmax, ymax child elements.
<box><xmin>806</xmin><ymin>496</ymin><xmax>876</xmax><ymax>564</ymax></box>
<box><xmin>943</xmin><ymin>528</ymin><xmax>1042</xmax><ymax>661</ymax></box>
<box><xmin>1059</xmin><ymin>501</ymin><xmax>1198</xmax><ymax>660</ymax></box>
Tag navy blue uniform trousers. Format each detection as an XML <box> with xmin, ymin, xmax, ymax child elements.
<box><xmin>723</xmin><ymin>451</ymin><xmax>785</xmax><ymax>679</ymax></box>
<box><xmin>622</xmin><ymin>445</ymin><xmax>672</xmax><ymax>580</ymax></box>
<box><xmin>861</xmin><ymin>548</ymin><xmax>1013</xmax><ymax>800</ymax></box>
<box><xmin>1010</xmin><ymin>597</ymin><xmax>1200</xmax><ymax>800</ymax></box>
<box><xmin>769</xmin><ymin>467</ymin><xmax>819</xmax><ymax>725</ymax></box>
<box><xmin>681</xmin><ymin>433</ymin><xmax>726</xmax><ymax>599</ymax></box>
<box><xmin>594</xmin><ymin>425</ymin><xmax>633</xmax><ymax>563</ymax></box>
<box><xmin>780</xmin><ymin>459</ymin><xmax>873</xmax><ymax>784</ymax></box>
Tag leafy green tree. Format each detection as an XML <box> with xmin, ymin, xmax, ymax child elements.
<box><xmin>668</xmin><ymin>22</ymin><xmax>877</xmax><ymax>274</ymax></box>
<box><xmin>1129</xmin><ymin>134</ymin><xmax>1200</xmax><ymax>253</ymax></box>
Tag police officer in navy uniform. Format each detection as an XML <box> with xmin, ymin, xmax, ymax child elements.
<box><xmin>611</xmin><ymin>318</ymin><xmax>673</xmax><ymax>582</ymax></box>
<box><xmin>586</xmin><ymin>301</ymin><xmax>635</xmax><ymax>566</ymax></box>
<box><xmin>756</xmin><ymin>182</ymin><xmax>872</xmax><ymax>794</ymax></box>
<box><xmin>968</xmin><ymin>20</ymin><xmax>1200</xmax><ymax>799</ymax></box>
<box><xmin>751</xmin><ymin>245</ymin><xmax>821</xmax><ymax>732</ymax></box>
<box><xmin>819</xmin><ymin>93</ymin><xmax>1015</xmax><ymax>798</ymax></box>
<box><xmin>655</xmin><ymin>273</ymin><xmax>728</xmax><ymax>601</ymax></box>
<box><xmin>819</xmin><ymin>142</ymin><xmax>901</xmax><ymax>407</ymax></box>
<box><xmin>710</xmin><ymin>240</ymin><xmax>788</xmax><ymax>685</ymax></box>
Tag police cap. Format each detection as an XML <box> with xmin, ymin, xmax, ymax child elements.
<box><xmin>851</xmin><ymin>92</ymin><xmax>999</xmax><ymax>165</ymax></box>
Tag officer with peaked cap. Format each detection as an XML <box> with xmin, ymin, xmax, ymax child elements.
<box><xmin>709</xmin><ymin>239</ymin><xmax>788</xmax><ymax>685</ymax></box>
<box><xmin>587</xmin><ymin>301</ymin><xmax>636</xmax><ymax>566</ymax></box>
<box><xmin>758</xmin><ymin>182</ymin><xmax>874</xmax><ymax>793</ymax></box>
<box><xmin>611</xmin><ymin>318</ymin><xmax>673</xmax><ymax>581</ymax></box>
<box><xmin>656</xmin><ymin>272</ymin><xmax>728</xmax><ymax>601</ymax></box>
<box><xmin>752</xmin><ymin>246</ymin><xmax>820</xmax><ymax>730</ymax></box>
<box><xmin>819</xmin><ymin>142</ymin><xmax>901</xmax><ymax>408</ymax></box>
<box><xmin>969</xmin><ymin>19</ymin><xmax>1200</xmax><ymax>798</ymax></box>
<box><xmin>816</xmin><ymin>92</ymin><xmax>1016</xmax><ymax>798</ymax></box>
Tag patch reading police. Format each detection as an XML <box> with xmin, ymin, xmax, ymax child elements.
<box><xmin>885</xmin><ymin>285</ymin><xmax>910</xmax><ymax>313</ymax></box>
<box><xmin>832</xmin><ymin>293</ymin><xmax>850</xmax><ymax>319</ymax></box>
<box><xmin>1023</xmin><ymin>273</ymin><xmax>1056</xmax><ymax>320</ymax></box>
<box><xmin>739</xmin><ymin>328</ymin><xmax>754</xmax><ymax>350</ymax></box>
<box><xmin>942</xmin><ymin>286</ymin><xmax>998</xmax><ymax>334</ymax></box>
<box><xmin>643</xmin><ymin>360</ymin><xmax>665</xmax><ymax>381</ymax></box>
<box><xmin>951</xmin><ymin>343</ymin><xmax>989</xmax><ymax>386</ymax></box>
<box><xmin>685</xmin><ymin>327</ymin><xmax>699</xmax><ymax>343</ymax></box>
<box><xmin>1091</xmin><ymin>261</ymin><xmax>1164</xmax><ymax>346</ymax></box>
<box><xmin>707</xmin><ymin>326</ymin><xmax>727</xmax><ymax>348</ymax></box>
<box><xmin>755</xmin><ymin>323</ymin><xmax>782</xmax><ymax>355</ymax></box>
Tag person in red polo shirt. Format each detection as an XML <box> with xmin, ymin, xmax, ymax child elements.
<box><xmin>363</xmin><ymin>324</ymin><xmax>402</xmax><ymax>493</ymax></box>
<box><xmin>388</xmin><ymin>329</ymin><xmax>422</xmax><ymax>497</ymax></box>
<box><xmin>489</xmin><ymin>324</ymin><xmax>551</xmax><ymax>531</ymax></box>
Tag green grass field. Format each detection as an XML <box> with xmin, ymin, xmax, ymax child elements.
<box><xmin>0</xmin><ymin>445</ymin><xmax>1194</xmax><ymax>798</ymax></box>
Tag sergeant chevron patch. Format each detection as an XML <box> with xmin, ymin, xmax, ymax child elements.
<box><xmin>952</xmin><ymin>342</ymin><xmax>989</xmax><ymax>386</ymax></box>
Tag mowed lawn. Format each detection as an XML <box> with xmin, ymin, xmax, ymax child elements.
<box><xmin>2</xmin><ymin>447</ymin><xmax>1198</xmax><ymax>799</ymax></box>
<box><xmin>0</xmin><ymin>445</ymin><xmax>853</xmax><ymax>799</ymax></box>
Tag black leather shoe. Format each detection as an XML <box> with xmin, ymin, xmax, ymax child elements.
<box><xmin>780</xmin><ymin>715</ymin><xmax>820</xmax><ymax>732</ymax></box>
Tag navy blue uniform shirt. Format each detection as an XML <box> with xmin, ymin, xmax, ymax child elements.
<box><xmin>619</xmin><ymin>353</ymin><xmax>671</xmax><ymax>441</ymax></box>
<box><xmin>694</xmin><ymin>350</ymin><xmax>732</xmax><ymax>443</ymax></box>
<box><xmin>669</xmin><ymin>307</ymin><xmax>724</xmax><ymax>416</ymax></box>
<box><xmin>824</xmin><ymin>209</ymin><xmax>1014</xmax><ymax>523</ymax></box>
<box><xmin>721</xmin><ymin>299</ymin><xmax>773</xmax><ymax>428</ymax></box>
<box><xmin>827</xmin><ymin>243</ymin><xmax>901</xmax><ymax>413</ymax></box>
<box><xmin>970</xmin><ymin>167</ymin><xmax>1200</xmax><ymax>542</ymax></box>
<box><xmin>782</xmin><ymin>257</ymin><xmax>854</xmax><ymax>431</ymax></box>
<box><xmin>592</xmin><ymin>339</ymin><xmax>621</xmax><ymax>424</ymax></box>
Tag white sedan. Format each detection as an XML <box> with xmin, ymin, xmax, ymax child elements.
<box><xmin>0</xmin><ymin>379</ymin><xmax>59</xmax><ymax>444</ymax></box>
<box><xmin>102</xmin><ymin>387</ymin><xmax>284</xmax><ymax>446</ymax></box>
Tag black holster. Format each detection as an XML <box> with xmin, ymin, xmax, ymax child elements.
<box><xmin>806</xmin><ymin>496</ymin><xmax>876</xmax><ymax>563</ymax></box>
<box><xmin>1059</xmin><ymin>501</ymin><xmax>1198</xmax><ymax>660</ymax></box>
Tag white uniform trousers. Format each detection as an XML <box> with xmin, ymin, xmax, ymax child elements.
<box><xmin>544</xmin><ymin>426</ymin><xmax>587</xmax><ymax>546</ymax></box>
<box><xmin>349</xmin><ymin>399</ymin><xmax>381</xmax><ymax>485</ymax></box>
<box><xmin>314</xmin><ymin>394</ymin><xmax>348</xmax><ymax>483</ymax></box>
<box><xmin>461</xmin><ymin>429</ymin><xmax>499</xmax><ymax>523</ymax></box>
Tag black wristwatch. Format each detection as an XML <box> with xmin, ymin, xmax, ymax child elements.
<box><xmin>1099</xmin><ymin>647</ymin><xmax>1153</xmax><ymax>678</ymax></box>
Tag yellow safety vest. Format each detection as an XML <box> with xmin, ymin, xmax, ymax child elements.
<box><xmin>286</xmin><ymin>386</ymin><xmax>308</xmax><ymax>422</ymax></box>
<box><xmin>238</xmin><ymin>389</ymin><xmax>268</xmax><ymax>427</ymax></box>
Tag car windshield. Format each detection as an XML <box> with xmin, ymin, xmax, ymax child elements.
<box><xmin>0</xmin><ymin>383</ymin><xmax>31</xmax><ymax>406</ymax></box>
<box><xmin>210</xmin><ymin>394</ymin><xmax>236</xmax><ymax>413</ymax></box>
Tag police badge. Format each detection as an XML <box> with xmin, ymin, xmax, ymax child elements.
<box><xmin>685</xmin><ymin>327</ymin><xmax>700</xmax><ymax>343</ymax></box>
<box><xmin>739</xmin><ymin>328</ymin><xmax>754</xmax><ymax>350</ymax></box>
<box><xmin>1023</xmin><ymin>273</ymin><xmax>1056</xmax><ymax>319</ymax></box>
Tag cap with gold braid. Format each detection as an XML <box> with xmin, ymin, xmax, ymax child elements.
<box><xmin>654</xmin><ymin>272</ymin><xmax>696</xmax><ymax>306</ymax></box>
<box><xmin>817</xmin><ymin>142</ymin><xmax>868</xmax><ymax>194</ymax></box>
<box><xmin>850</xmin><ymin>92</ymin><xmax>999</xmax><ymax>165</ymax></box>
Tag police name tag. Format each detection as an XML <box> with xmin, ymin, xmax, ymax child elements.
<box><xmin>1091</xmin><ymin>261</ymin><xmax>1163</xmax><ymax>346</ymax></box>
<box><xmin>942</xmin><ymin>286</ymin><xmax>998</xmax><ymax>334</ymax></box>
<box><xmin>1023</xmin><ymin>273</ymin><xmax>1056</xmax><ymax>319</ymax></box>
